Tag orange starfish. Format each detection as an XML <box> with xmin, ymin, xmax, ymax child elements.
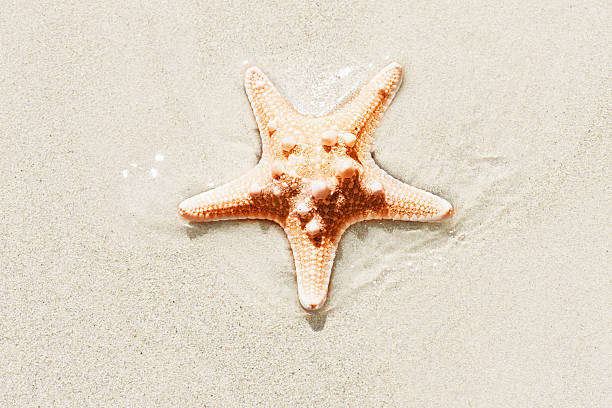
<box><xmin>179</xmin><ymin>62</ymin><xmax>453</xmax><ymax>311</ymax></box>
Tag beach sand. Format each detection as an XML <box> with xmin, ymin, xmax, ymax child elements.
<box><xmin>1</xmin><ymin>1</ymin><xmax>610</xmax><ymax>406</ymax></box>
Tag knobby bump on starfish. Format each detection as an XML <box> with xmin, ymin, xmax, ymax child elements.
<box><xmin>179</xmin><ymin>62</ymin><xmax>453</xmax><ymax>311</ymax></box>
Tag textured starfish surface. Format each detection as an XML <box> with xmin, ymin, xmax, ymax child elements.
<box><xmin>179</xmin><ymin>62</ymin><xmax>453</xmax><ymax>311</ymax></box>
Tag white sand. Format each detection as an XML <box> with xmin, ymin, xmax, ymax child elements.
<box><xmin>1</xmin><ymin>1</ymin><xmax>611</xmax><ymax>406</ymax></box>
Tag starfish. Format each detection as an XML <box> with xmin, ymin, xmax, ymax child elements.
<box><xmin>179</xmin><ymin>62</ymin><xmax>453</xmax><ymax>311</ymax></box>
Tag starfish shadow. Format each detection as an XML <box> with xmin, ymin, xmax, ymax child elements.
<box><xmin>305</xmin><ymin>311</ymin><xmax>328</xmax><ymax>331</ymax></box>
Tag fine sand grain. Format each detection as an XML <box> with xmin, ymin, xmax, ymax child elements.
<box><xmin>1</xmin><ymin>1</ymin><xmax>611</xmax><ymax>406</ymax></box>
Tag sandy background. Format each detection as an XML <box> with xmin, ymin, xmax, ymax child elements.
<box><xmin>1</xmin><ymin>0</ymin><xmax>611</xmax><ymax>406</ymax></box>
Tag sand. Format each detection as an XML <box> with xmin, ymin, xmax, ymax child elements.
<box><xmin>1</xmin><ymin>1</ymin><xmax>610</xmax><ymax>406</ymax></box>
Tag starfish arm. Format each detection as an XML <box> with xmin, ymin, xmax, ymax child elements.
<box><xmin>284</xmin><ymin>216</ymin><xmax>345</xmax><ymax>311</ymax></box>
<box><xmin>330</xmin><ymin>62</ymin><xmax>403</xmax><ymax>157</ymax></box>
<box><xmin>178</xmin><ymin>166</ymin><xmax>276</xmax><ymax>222</ymax></box>
<box><xmin>244</xmin><ymin>66</ymin><xmax>300</xmax><ymax>156</ymax></box>
<box><xmin>363</xmin><ymin>166</ymin><xmax>453</xmax><ymax>222</ymax></box>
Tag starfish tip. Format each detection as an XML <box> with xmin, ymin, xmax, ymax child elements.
<box><xmin>437</xmin><ymin>199</ymin><xmax>454</xmax><ymax>220</ymax></box>
<box><xmin>244</xmin><ymin>65</ymin><xmax>263</xmax><ymax>77</ymax></box>
<box><xmin>299</xmin><ymin>294</ymin><xmax>327</xmax><ymax>312</ymax></box>
<box><xmin>177</xmin><ymin>199</ymin><xmax>193</xmax><ymax>219</ymax></box>
<box><xmin>387</xmin><ymin>61</ymin><xmax>402</xmax><ymax>69</ymax></box>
